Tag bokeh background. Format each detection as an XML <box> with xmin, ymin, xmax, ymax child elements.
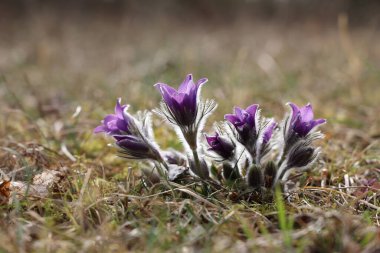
<box><xmin>1</xmin><ymin>0</ymin><xmax>379</xmax><ymax>133</ymax></box>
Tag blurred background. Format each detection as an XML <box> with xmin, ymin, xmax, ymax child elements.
<box><xmin>1</xmin><ymin>0</ymin><xmax>379</xmax><ymax>140</ymax></box>
<box><xmin>1</xmin><ymin>2</ymin><xmax>380</xmax><ymax>252</ymax></box>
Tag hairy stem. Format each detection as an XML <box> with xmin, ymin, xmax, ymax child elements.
<box><xmin>191</xmin><ymin>148</ymin><xmax>202</xmax><ymax>177</ymax></box>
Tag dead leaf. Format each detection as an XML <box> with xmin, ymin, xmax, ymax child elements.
<box><xmin>0</xmin><ymin>181</ymin><xmax>11</xmax><ymax>205</ymax></box>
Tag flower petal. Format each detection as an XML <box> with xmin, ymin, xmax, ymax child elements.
<box><xmin>103</xmin><ymin>115</ymin><xmax>119</xmax><ymax>131</ymax></box>
<box><xmin>115</xmin><ymin>98</ymin><xmax>124</xmax><ymax>119</ymax></box>
<box><xmin>246</xmin><ymin>104</ymin><xmax>259</xmax><ymax>117</ymax></box>
<box><xmin>172</xmin><ymin>92</ymin><xmax>186</xmax><ymax>105</ymax></box>
<box><xmin>310</xmin><ymin>118</ymin><xmax>326</xmax><ymax>129</ymax></box>
<box><xmin>234</xmin><ymin>107</ymin><xmax>244</xmax><ymax>120</ymax></box>
<box><xmin>196</xmin><ymin>77</ymin><xmax>208</xmax><ymax>87</ymax></box>
<box><xmin>288</xmin><ymin>102</ymin><xmax>300</xmax><ymax>122</ymax></box>
<box><xmin>116</xmin><ymin>119</ymin><xmax>129</xmax><ymax>132</ymax></box>
<box><xmin>205</xmin><ymin>134</ymin><xmax>218</xmax><ymax>146</ymax></box>
<box><xmin>178</xmin><ymin>74</ymin><xmax>193</xmax><ymax>93</ymax></box>
<box><xmin>155</xmin><ymin>83</ymin><xmax>177</xmax><ymax>96</ymax></box>
<box><xmin>94</xmin><ymin>125</ymin><xmax>106</xmax><ymax>133</ymax></box>
<box><xmin>117</xmin><ymin>136</ymin><xmax>150</xmax><ymax>152</ymax></box>
<box><xmin>156</xmin><ymin>83</ymin><xmax>178</xmax><ymax>108</ymax></box>
<box><xmin>263</xmin><ymin>121</ymin><xmax>277</xmax><ymax>144</ymax></box>
<box><xmin>224</xmin><ymin>114</ymin><xmax>240</xmax><ymax>125</ymax></box>
<box><xmin>300</xmin><ymin>103</ymin><xmax>314</xmax><ymax>122</ymax></box>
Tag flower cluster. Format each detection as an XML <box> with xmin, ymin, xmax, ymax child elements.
<box><xmin>94</xmin><ymin>74</ymin><xmax>326</xmax><ymax>198</ymax></box>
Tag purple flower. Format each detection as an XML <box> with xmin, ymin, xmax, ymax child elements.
<box><xmin>224</xmin><ymin>104</ymin><xmax>259</xmax><ymax>142</ymax></box>
<box><xmin>155</xmin><ymin>74</ymin><xmax>208</xmax><ymax>127</ymax></box>
<box><xmin>288</xmin><ymin>103</ymin><xmax>326</xmax><ymax>137</ymax></box>
<box><xmin>275</xmin><ymin>140</ymin><xmax>320</xmax><ymax>182</ymax></box>
<box><xmin>94</xmin><ymin>98</ymin><xmax>130</xmax><ymax>136</ymax></box>
<box><xmin>256</xmin><ymin>120</ymin><xmax>277</xmax><ymax>163</ymax></box>
<box><xmin>206</xmin><ymin>133</ymin><xmax>235</xmax><ymax>160</ymax></box>
<box><xmin>116</xmin><ymin>135</ymin><xmax>160</xmax><ymax>160</ymax></box>
<box><xmin>116</xmin><ymin>135</ymin><xmax>150</xmax><ymax>152</ymax></box>
<box><xmin>94</xmin><ymin>99</ymin><xmax>162</xmax><ymax>161</ymax></box>
<box><xmin>263</xmin><ymin>121</ymin><xmax>277</xmax><ymax>144</ymax></box>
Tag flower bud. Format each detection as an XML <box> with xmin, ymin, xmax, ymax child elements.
<box><xmin>287</xmin><ymin>143</ymin><xmax>315</xmax><ymax>169</ymax></box>
<box><xmin>206</xmin><ymin>133</ymin><xmax>235</xmax><ymax>160</ymax></box>
<box><xmin>247</xmin><ymin>165</ymin><xmax>263</xmax><ymax>189</ymax></box>
<box><xmin>189</xmin><ymin>158</ymin><xmax>209</xmax><ymax>179</ymax></box>
<box><xmin>222</xmin><ymin>162</ymin><xmax>240</xmax><ymax>181</ymax></box>
<box><xmin>263</xmin><ymin>161</ymin><xmax>277</xmax><ymax>188</ymax></box>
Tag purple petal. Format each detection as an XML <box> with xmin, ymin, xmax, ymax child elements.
<box><xmin>116</xmin><ymin>119</ymin><xmax>129</xmax><ymax>132</ymax></box>
<box><xmin>172</xmin><ymin>92</ymin><xmax>186</xmax><ymax>105</ymax></box>
<box><xmin>183</xmin><ymin>92</ymin><xmax>197</xmax><ymax>113</ymax></box>
<box><xmin>300</xmin><ymin>103</ymin><xmax>314</xmax><ymax>122</ymax></box>
<box><xmin>206</xmin><ymin>133</ymin><xmax>234</xmax><ymax>159</ymax></box>
<box><xmin>263</xmin><ymin>121</ymin><xmax>277</xmax><ymax>144</ymax></box>
<box><xmin>103</xmin><ymin>114</ymin><xmax>118</xmax><ymax>122</ymax></box>
<box><xmin>94</xmin><ymin>125</ymin><xmax>106</xmax><ymax>133</ymax></box>
<box><xmin>115</xmin><ymin>98</ymin><xmax>124</xmax><ymax>119</ymax></box>
<box><xmin>315</xmin><ymin>118</ymin><xmax>326</xmax><ymax>125</ymax></box>
<box><xmin>288</xmin><ymin>102</ymin><xmax>326</xmax><ymax>137</ymax></box>
<box><xmin>117</xmin><ymin>136</ymin><xmax>150</xmax><ymax>152</ymax></box>
<box><xmin>310</xmin><ymin>118</ymin><xmax>326</xmax><ymax>129</ymax></box>
<box><xmin>156</xmin><ymin>83</ymin><xmax>178</xmax><ymax>107</ymax></box>
<box><xmin>178</xmin><ymin>74</ymin><xmax>194</xmax><ymax>93</ymax></box>
<box><xmin>196</xmin><ymin>77</ymin><xmax>208</xmax><ymax>87</ymax></box>
<box><xmin>187</xmin><ymin>84</ymin><xmax>199</xmax><ymax>109</ymax></box>
<box><xmin>206</xmin><ymin>136</ymin><xmax>217</xmax><ymax>146</ymax></box>
<box><xmin>288</xmin><ymin>102</ymin><xmax>300</xmax><ymax>122</ymax></box>
<box><xmin>292</xmin><ymin>115</ymin><xmax>307</xmax><ymax>136</ymax></box>
<box><xmin>224</xmin><ymin>114</ymin><xmax>240</xmax><ymax>125</ymax></box>
<box><xmin>234</xmin><ymin>107</ymin><xmax>244</xmax><ymax>121</ymax></box>
<box><xmin>246</xmin><ymin>104</ymin><xmax>259</xmax><ymax>117</ymax></box>
<box><xmin>155</xmin><ymin>83</ymin><xmax>177</xmax><ymax>96</ymax></box>
<box><xmin>103</xmin><ymin>115</ymin><xmax>119</xmax><ymax>131</ymax></box>
<box><xmin>205</xmin><ymin>133</ymin><xmax>219</xmax><ymax>146</ymax></box>
<box><xmin>111</xmin><ymin>135</ymin><xmax>124</xmax><ymax>141</ymax></box>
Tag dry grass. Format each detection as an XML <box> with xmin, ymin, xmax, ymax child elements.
<box><xmin>0</xmin><ymin>5</ymin><xmax>379</xmax><ymax>253</ymax></box>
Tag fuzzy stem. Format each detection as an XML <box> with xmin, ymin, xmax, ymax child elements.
<box><xmin>188</xmin><ymin>147</ymin><xmax>210</xmax><ymax>195</ymax></box>
<box><xmin>245</xmin><ymin>144</ymin><xmax>257</xmax><ymax>165</ymax></box>
<box><xmin>191</xmin><ymin>148</ymin><xmax>202</xmax><ymax>177</ymax></box>
<box><xmin>183</xmin><ymin>127</ymin><xmax>204</xmax><ymax>179</ymax></box>
<box><xmin>273</xmin><ymin>163</ymin><xmax>288</xmax><ymax>187</ymax></box>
